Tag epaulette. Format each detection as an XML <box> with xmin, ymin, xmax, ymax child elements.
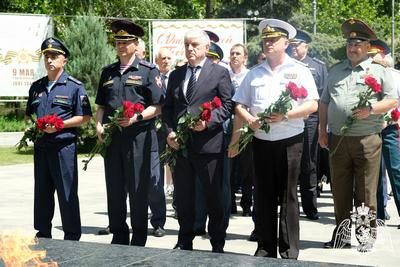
<box><xmin>32</xmin><ymin>76</ymin><xmax>46</xmax><ymax>87</ymax></box>
<box><xmin>67</xmin><ymin>76</ymin><xmax>82</xmax><ymax>85</ymax></box>
<box><xmin>293</xmin><ymin>58</ymin><xmax>308</xmax><ymax>67</ymax></box>
<box><xmin>312</xmin><ymin>57</ymin><xmax>326</xmax><ymax>65</ymax></box>
<box><xmin>372</xmin><ymin>60</ymin><xmax>387</xmax><ymax>68</ymax></box>
<box><xmin>139</xmin><ymin>60</ymin><xmax>156</xmax><ymax>69</ymax></box>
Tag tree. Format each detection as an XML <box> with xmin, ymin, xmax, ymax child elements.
<box><xmin>63</xmin><ymin>12</ymin><xmax>116</xmax><ymax>96</ymax></box>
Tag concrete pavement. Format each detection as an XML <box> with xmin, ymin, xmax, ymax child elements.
<box><xmin>0</xmin><ymin>156</ymin><xmax>399</xmax><ymax>266</ymax></box>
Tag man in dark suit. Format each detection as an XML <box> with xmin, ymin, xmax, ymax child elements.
<box><xmin>162</xmin><ymin>29</ymin><xmax>234</xmax><ymax>253</ymax></box>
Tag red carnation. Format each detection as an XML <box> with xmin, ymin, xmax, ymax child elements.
<box><xmin>134</xmin><ymin>103</ymin><xmax>145</xmax><ymax>113</ymax></box>
<box><xmin>212</xmin><ymin>96</ymin><xmax>222</xmax><ymax>109</ymax></box>
<box><xmin>202</xmin><ymin>102</ymin><xmax>212</xmax><ymax>111</ymax></box>
<box><xmin>391</xmin><ymin>108</ymin><xmax>400</xmax><ymax>122</ymax></box>
<box><xmin>201</xmin><ymin>108</ymin><xmax>212</xmax><ymax>122</ymax></box>
<box><xmin>365</xmin><ymin>76</ymin><xmax>382</xmax><ymax>93</ymax></box>
<box><xmin>299</xmin><ymin>86</ymin><xmax>308</xmax><ymax>98</ymax></box>
<box><xmin>286</xmin><ymin>82</ymin><xmax>300</xmax><ymax>100</ymax></box>
<box><xmin>122</xmin><ymin>101</ymin><xmax>135</xmax><ymax>118</ymax></box>
<box><xmin>53</xmin><ymin>119</ymin><xmax>64</xmax><ymax>131</ymax></box>
<box><xmin>36</xmin><ymin>117</ymin><xmax>46</xmax><ymax>130</ymax></box>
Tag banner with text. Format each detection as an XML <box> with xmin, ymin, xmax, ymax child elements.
<box><xmin>0</xmin><ymin>14</ymin><xmax>52</xmax><ymax>97</ymax></box>
<box><xmin>152</xmin><ymin>20</ymin><xmax>244</xmax><ymax>65</ymax></box>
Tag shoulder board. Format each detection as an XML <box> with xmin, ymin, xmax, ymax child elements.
<box><xmin>139</xmin><ymin>60</ymin><xmax>156</xmax><ymax>69</ymax></box>
<box><xmin>312</xmin><ymin>57</ymin><xmax>326</xmax><ymax>65</ymax></box>
<box><xmin>371</xmin><ymin>60</ymin><xmax>387</xmax><ymax>68</ymax></box>
<box><xmin>293</xmin><ymin>59</ymin><xmax>307</xmax><ymax>67</ymax></box>
<box><xmin>67</xmin><ymin>76</ymin><xmax>82</xmax><ymax>85</ymax></box>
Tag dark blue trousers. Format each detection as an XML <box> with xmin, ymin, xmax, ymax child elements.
<box><xmin>104</xmin><ymin>128</ymin><xmax>152</xmax><ymax>246</ymax></box>
<box><xmin>148</xmin><ymin>129</ymin><xmax>166</xmax><ymax>229</ymax></box>
<box><xmin>34</xmin><ymin>141</ymin><xmax>81</xmax><ymax>240</ymax></box>
<box><xmin>378</xmin><ymin>125</ymin><xmax>400</xmax><ymax>218</ymax></box>
<box><xmin>299</xmin><ymin>115</ymin><xmax>319</xmax><ymax>216</ymax></box>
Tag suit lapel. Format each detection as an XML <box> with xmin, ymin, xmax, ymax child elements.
<box><xmin>178</xmin><ymin>65</ymin><xmax>188</xmax><ymax>104</ymax></box>
<box><xmin>195</xmin><ymin>59</ymin><xmax>213</xmax><ymax>95</ymax></box>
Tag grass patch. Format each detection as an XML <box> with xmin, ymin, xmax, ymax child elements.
<box><xmin>0</xmin><ymin>114</ymin><xmax>25</xmax><ymax>132</ymax></box>
<box><xmin>0</xmin><ymin>147</ymin><xmax>34</xmax><ymax>166</ymax></box>
<box><xmin>0</xmin><ymin>146</ymin><xmax>93</xmax><ymax>166</ymax></box>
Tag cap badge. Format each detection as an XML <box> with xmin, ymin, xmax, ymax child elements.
<box><xmin>349</xmin><ymin>19</ymin><xmax>356</xmax><ymax>24</ymax></box>
<box><xmin>350</xmin><ymin>32</ymin><xmax>357</xmax><ymax>38</ymax></box>
<box><xmin>116</xmin><ymin>30</ymin><xmax>129</xmax><ymax>36</ymax></box>
<box><xmin>265</xmin><ymin>26</ymin><xmax>275</xmax><ymax>33</ymax></box>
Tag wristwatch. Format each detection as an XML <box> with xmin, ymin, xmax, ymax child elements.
<box><xmin>136</xmin><ymin>114</ymin><xmax>143</xmax><ymax>122</ymax></box>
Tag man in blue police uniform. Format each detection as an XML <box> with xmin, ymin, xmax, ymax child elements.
<box><xmin>25</xmin><ymin>37</ymin><xmax>92</xmax><ymax>240</ymax></box>
<box><xmin>95</xmin><ymin>19</ymin><xmax>164</xmax><ymax>246</ymax></box>
<box><xmin>290</xmin><ymin>29</ymin><xmax>328</xmax><ymax>220</ymax></box>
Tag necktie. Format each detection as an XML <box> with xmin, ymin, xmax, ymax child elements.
<box><xmin>186</xmin><ymin>66</ymin><xmax>199</xmax><ymax>102</ymax></box>
<box><xmin>161</xmin><ymin>74</ymin><xmax>167</xmax><ymax>91</ymax></box>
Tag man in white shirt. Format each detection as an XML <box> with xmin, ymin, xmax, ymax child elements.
<box><xmin>229</xmin><ymin>19</ymin><xmax>319</xmax><ymax>259</ymax></box>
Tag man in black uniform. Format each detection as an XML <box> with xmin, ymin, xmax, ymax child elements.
<box><xmin>95</xmin><ymin>19</ymin><xmax>164</xmax><ymax>246</ymax></box>
<box><xmin>290</xmin><ymin>29</ymin><xmax>328</xmax><ymax>220</ymax></box>
<box><xmin>26</xmin><ymin>37</ymin><xmax>92</xmax><ymax>240</ymax></box>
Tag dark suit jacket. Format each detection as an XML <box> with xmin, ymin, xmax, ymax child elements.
<box><xmin>162</xmin><ymin>59</ymin><xmax>234</xmax><ymax>154</ymax></box>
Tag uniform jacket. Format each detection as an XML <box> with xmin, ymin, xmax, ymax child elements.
<box><xmin>26</xmin><ymin>71</ymin><xmax>92</xmax><ymax>144</ymax></box>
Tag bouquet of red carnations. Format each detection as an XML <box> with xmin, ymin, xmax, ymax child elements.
<box><xmin>82</xmin><ymin>101</ymin><xmax>144</xmax><ymax>171</ymax></box>
<box><xmin>160</xmin><ymin>96</ymin><xmax>222</xmax><ymax>168</ymax></box>
<box><xmin>232</xmin><ymin>81</ymin><xmax>308</xmax><ymax>154</ymax></box>
<box><xmin>340</xmin><ymin>76</ymin><xmax>382</xmax><ymax>134</ymax></box>
<box><xmin>331</xmin><ymin>76</ymin><xmax>382</xmax><ymax>155</ymax></box>
<box><xmin>16</xmin><ymin>114</ymin><xmax>64</xmax><ymax>151</ymax></box>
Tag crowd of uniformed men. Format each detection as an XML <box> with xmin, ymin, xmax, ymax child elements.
<box><xmin>25</xmin><ymin>16</ymin><xmax>400</xmax><ymax>259</ymax></box>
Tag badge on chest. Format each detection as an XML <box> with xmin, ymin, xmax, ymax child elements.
<box><xmin>126</xmin><ymin>75</ymin><xmax>143</xmax><ymax>86</ymax></box>
<box><xmin>284</xmin><ymin>73</ymin><xmax>297</xmax><ymax>79</ymax></box>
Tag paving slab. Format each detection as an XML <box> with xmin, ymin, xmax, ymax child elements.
<box><xmin>0</xmin><ymin>157</ymin><xmax>399</xmax><ymax>266</ymax></box>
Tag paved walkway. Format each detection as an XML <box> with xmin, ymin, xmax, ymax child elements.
<box><xmin>0</xmin><ymin>132</ymin><xmax>24</xmax><ymax>147</ymax></box>
<box><xmin>0</xmin><ymin>155</ymin><xmax>399</xmax><ymax>266</ymax></box>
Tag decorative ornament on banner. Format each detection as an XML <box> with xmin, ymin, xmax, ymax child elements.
<box><xmin>152</xmin><ymin>20</ymin><xmax>244</xmax><ymax>64</ymax></box>
<box><xmin>0</xmin><ymin>14</ymin><xmax>52</xmax><ymax>97</ymax></box>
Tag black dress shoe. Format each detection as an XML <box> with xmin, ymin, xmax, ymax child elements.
<box><xmin>231</xmin><ymin>205</ymin><xmax>238</xmax><ymax>214</ymax></box>
<box><xmin>323</xmin><ymin>240</ymin><xmax>351</xmax><ymax>249</ymax></box>
<box><xmin>194</xmin><ymin>228</ymin><xmax>206</xmax><ymax>236</ymax></box>
<box><xmin>173</xmin><ymin>243</ymin><xmax>193</xmax><ymax>250</ymax></box>
<box><xmin>152</xmin><ymin>227</ymin><xmax>166</xmax><ymax>237</ymax></box>
<box><xmin>254</xmin><ymin>247</ymin><xmax>270</xmax><ymax>257</ymax></box>
<box><xmin>306</xmin><ymin>213</ymin><xmax>320</xmax><ymax>220</ymax></box>
<box><xmin>212</xmin><ymin>247</ymin><xmax>224</xmax><ymax>253</ymax></box>
<box><xmin>98</xmin><ymin>226</ymin><xmax>110</xmax><ymax>235</ymax></box>
<box><xmin>35</xmin><ymin>231</ymin><xmax>51</xmax><ymax>238</ymax></box>
<box><xmin>248</xmin><ymin>230</ymin><xmax>257</xmax><ymax>242</ymax></box>
<box><xmin>242</xmin><ymin>208</ymin><xmax>252</xmax><ymax>217</ymax></box>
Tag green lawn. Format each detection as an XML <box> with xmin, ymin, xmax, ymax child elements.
<box><xmin>0</xmin><ymin>147</ymin><xmax>34</xmax><ymax>166</ymax></box>
<box><xmin>0</xmin><ymin>147</ymin><xmax>91</xmax><ymax>166</ymax></box>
